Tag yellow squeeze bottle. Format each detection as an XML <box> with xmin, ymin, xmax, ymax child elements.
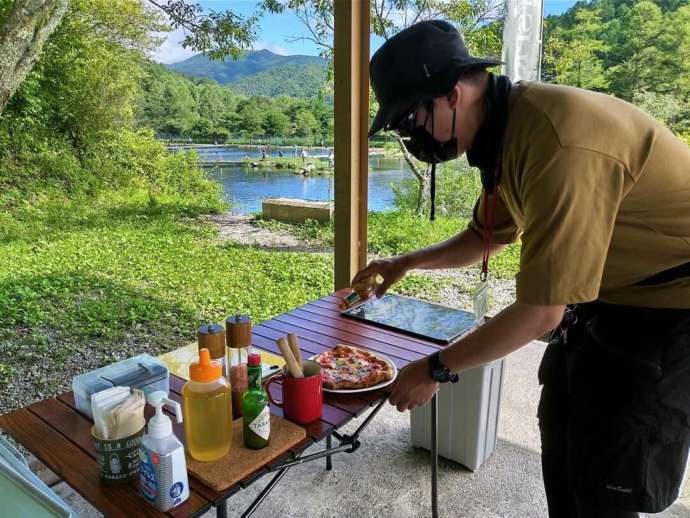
<box><xmin>182</xmin><ymin>348</ymin><xmax>233</xmax><ymax>462</ymax></box>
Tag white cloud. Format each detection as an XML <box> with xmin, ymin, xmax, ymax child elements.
<box><xmin>149</xmin><ymin>33</ymin><xmax>294</xmax><ymax>64</ymax></box>
<box><xmin>151</xmin><ymin>27</ymin><xmax>197</xmax><ymax>64</ymax></box>
<box><xmin>146</xmin><ymin>0</ymin><xmax>294</xmax><ymax>64</ymax></box>
<box><xmin>252</xmin><ymin>41</ymin><xmax>292</xmax><ymax>56</ymax></box>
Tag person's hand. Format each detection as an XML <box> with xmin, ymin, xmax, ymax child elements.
<box><xmin>388</xmin><ymin>358</ymin><xmax>439</xmax><ymax>412</ymax></box>
<box><xmin>351</xmin><ymin>256</ymin><xmax>410</xmax><ymax>298</ymax></box>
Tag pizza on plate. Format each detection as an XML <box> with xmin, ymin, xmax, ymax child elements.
<box><xmin>314</xmin><ymin>344</ymin><xmax>395</xmax><ymax>390</ymax></box>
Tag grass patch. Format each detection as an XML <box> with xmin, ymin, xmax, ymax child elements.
<box><xmin>0</xmin><ymin>190</ymin><xmax>333</xmax><ymax>377</ymax></box>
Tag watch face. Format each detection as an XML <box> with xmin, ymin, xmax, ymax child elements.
<box><xmin>431</xmin><ymin>368</ymin><xmax>449</xmax><ymax>383</ymax></box>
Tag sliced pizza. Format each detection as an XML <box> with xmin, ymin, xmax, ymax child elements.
<box><xmin>314</xmin><ymin>344</ymin><xmax>395</xmax><ymax>390</ymax></box>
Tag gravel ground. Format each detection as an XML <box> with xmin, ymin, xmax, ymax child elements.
<box><xmin>0</xmin><ymin>328</ymin><xmax>189</xmax><ymax>416</ymax></box>
<box><xmin>203</xmin><ymin>213</ymin><xmax>330</xmax><ymax>253</ymax></box>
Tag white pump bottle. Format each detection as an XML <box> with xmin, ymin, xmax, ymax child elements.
<box><xmin>139</xmin><ymin>391</ymin><xmax>189</xmax><ymax>511</ymax></box>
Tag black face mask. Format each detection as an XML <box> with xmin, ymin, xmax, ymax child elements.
<box><xmin>396</xmin><ymin>102</ymin><xmax>459</xmax><ymax>164</ymax></box>
<box><xmin>395</xmin><ymin>102</ymin><xmax>458</xmax><ymax>221</ymax></box>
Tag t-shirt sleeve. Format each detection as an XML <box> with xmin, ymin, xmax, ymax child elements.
<box><xmin>516</xmin><ymin>147</ymin><xmax>626</xmax><ymax>305</ymax></box>
<box><xmin>467</xmin><ymin>191</ymin><xmax>521</xmax><ymax>245</ymax></box>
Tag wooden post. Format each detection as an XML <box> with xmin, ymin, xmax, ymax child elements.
<box><xmin>333</xmin><ymin>0</ymin><xmax>370</xmax><ymax>290</ymax></box>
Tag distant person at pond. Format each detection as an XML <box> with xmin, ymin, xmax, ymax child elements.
<box><xmin>328</xmin><ymin>148</ymin><xmax>334</xmax><ymax>168</ymax></box>
<box><xmin>300</xmin><ymin>148</ymin><xmax>308</xmax><ymax>164</ymax></box>
<box><xmin>358</xmin><ymin>20</ymin><xmax>690</xmax><ymax>518</ymax></box>
<box><xmin>260</xmin><ymin>145</ymin><xmax>267</xmax><ymax>161</ymax></box>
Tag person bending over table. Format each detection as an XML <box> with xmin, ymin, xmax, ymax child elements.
<box><xmin>355</xmin><ymin>20</ymin><xmax>690</xmax><ymax>518</ymax></box>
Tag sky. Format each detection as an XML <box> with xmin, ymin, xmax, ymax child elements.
<box><xmin>152</xmin><ymin>1</ymin><xmax>580</xmax><ymax>64</ymax></box>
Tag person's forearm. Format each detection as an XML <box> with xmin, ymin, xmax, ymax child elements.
<box><xmin>399</xmin><ymin>229</ymin><xmax>506</xmax><ymax>271</ymax></box>
<box><xmin>441</xmin><ymin>302</ymin><xmax>565</xmax><ymax>373</ymax></box>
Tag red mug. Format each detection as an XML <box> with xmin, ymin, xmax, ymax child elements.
<box><xmin>265</xmin><ymin>360</ymin><xmax>323</xmax><ymax>425</ymax></box>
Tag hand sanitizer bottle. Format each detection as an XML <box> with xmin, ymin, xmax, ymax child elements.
<box><xmin>139</xmin><ymin>391</ymin><xmax>189</xmax><ymax>511</ymax></box>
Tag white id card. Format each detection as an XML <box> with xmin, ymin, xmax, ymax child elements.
<box><xmin>472</xmin><ymin>280</ymin><xmax>490</xmax><ymax>324</ymax></box>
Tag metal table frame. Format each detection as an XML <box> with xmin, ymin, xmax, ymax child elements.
<box><xmin>213</xmin><ymin>394</ymin><xmax>440</xmax><ymax>518</ymax></box>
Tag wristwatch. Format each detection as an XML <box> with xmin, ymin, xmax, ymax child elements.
<box><xmin>428</xmin><ymin>351</ymin><xmax>459</xmax><ymax>383</ymax></box>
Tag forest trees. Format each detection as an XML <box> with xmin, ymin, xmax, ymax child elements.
<box><xmin>543</xmin><ymin>0</ymin><xmax>690</xmax><ymax>136</ymax></box>
<box><xmin>136</xmin><ymin>62</ymin><xmax>335</xmax><ymax>142</ymax></box>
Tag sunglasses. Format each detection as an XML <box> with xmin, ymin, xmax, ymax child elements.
<box><xmin>391</xmin><ymin>100</ymin><xmax>433</xmax><ymax>137</ymax></box>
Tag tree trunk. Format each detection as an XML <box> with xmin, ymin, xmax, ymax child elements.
<box><xmin>416</xmin><ymin>171</ymin><xmax>431</xmax><ymax>216</ymax></box>
<box><xmin>0</xmin><ymin>0</ymin><xmax>68</xmax><ymax>114</ymax></box>
<box><xmin>392</xmin><ymin>134</ymin><xmax>431</xmax><ymax>217</ymax></box>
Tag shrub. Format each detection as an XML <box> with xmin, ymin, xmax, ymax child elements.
<box><xmin>392</xmin><ymin>159</ymin><xmax>482</xmax><ymax>218</ymax></box>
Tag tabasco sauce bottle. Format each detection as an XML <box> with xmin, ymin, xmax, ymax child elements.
<box><xmin>243</xmin><ymin>353</ymin><xmax>270</xmax><ymax>449</ymax></box>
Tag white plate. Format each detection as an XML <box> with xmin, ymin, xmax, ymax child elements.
<box><xmin>309</xmin><ymin>350</ymin><xmax>398</xmax><ymax>394</ymax></box>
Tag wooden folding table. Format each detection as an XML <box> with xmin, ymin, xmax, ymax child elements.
<box><xmin>0</xmin><ymin>289</ymin><xmax>447</xmax><ymax>517</ymax></box>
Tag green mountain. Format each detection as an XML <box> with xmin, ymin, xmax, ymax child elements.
<box><xmin>167</xmin><ymin>49</ymin><xmax>326</xmax><ymax>88</ymax></box>
<box><xmin>229</xmin><ymin>63</ymin><xmax>327</xmax><ymax>98</ymax></box>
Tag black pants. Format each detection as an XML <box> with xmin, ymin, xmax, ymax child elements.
<box><xmin>538</xmin><ymin>302</ymin><xmax>690</xmax><ymax>518</ymax></box>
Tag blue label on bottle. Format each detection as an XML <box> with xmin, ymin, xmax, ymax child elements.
<box><xmin>170</xmin><ymin>482</ymin><xmax>184</xmax><ymax>499</ymax></box>
<box><xmin>139</xmin><ymin>449</ymin><xmax>158</xmax><ymax>502</ymax></box>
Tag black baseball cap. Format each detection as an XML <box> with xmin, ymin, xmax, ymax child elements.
<box><xmin>368</xmin><ymin>20</ymin><xmax>502</xmax><ymax>137</ymax></box>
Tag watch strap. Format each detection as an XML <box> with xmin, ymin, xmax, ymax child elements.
<box><xmin>428</xmin><ymin>351</ymin><xmax>459</xmax><ymax>383</ymax></box>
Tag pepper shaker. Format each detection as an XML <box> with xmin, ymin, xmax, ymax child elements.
<box><xmin>225</xmin><ymin>315</ymin><xmax>252</xmax><ymax>419</ymax></box>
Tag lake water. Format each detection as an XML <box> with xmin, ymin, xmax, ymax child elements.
<box><xmin>187</xmin><ymin>145</ymin><xmax>415</xmax><ymax>214</ymax></box>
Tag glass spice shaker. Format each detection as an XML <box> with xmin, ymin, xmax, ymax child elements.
<box><xmin>225</xmin><ymin>314</ymin><xmax>252</xmax><ymax>420</ymax></box>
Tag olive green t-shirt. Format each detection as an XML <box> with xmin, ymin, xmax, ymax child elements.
<box><xmin>469</xmin><ymin>81</ymin><xmax>690</xmax><ymax>308</ymax></box>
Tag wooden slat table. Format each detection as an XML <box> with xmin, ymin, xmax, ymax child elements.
<box><xmin>0</xmin><ymin>289</ymin><xmax>446</xmax><ymax>517</ymax></box>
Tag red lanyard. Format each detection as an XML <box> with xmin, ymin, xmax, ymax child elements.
<box><xmin>480</xmin><ymin>160</ymin><xmax>501</xmax><ymax>282</ymax></box>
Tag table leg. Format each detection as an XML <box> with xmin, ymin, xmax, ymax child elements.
<box><xmin>241</xmin><ymin>468</ymin><xmax>289</xmax><ymax>518</ymax></box>
<box><xmin>431</xmin><ymin>392</ymin><xmax>438</xmax><ymax>518</ymax></box>
<box><xmin>326</xmin><ymin>433</ymin><xmax>333</xmax><ymax>471</ymax></box>
<box><xmin>216</xmin><ymin>499</ymin><xmax>228</xmax><ymax>518</ymax></box>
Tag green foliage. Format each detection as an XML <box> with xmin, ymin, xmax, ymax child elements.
<box><xmin>367</xmin><ymin>211</ymin><xmax>465</xmax><ymax>257</ymax></box>
<box><xmin>153</xmin><ymin>0</ymin><xmax>259</xmax><ymax>61</ymax></box>
<box><xmin>635</xmin><ymin>91</ymin><xmax>690</xmax><ymax>135</ymax></box>
<box><xmin>392</xmin><ymin>161</ymin><xmax>483</xmax><ymax>219</ymax></box>
<box><xmin>137</xmin><ymin>62</ymin><xmax>334</xmax><ymax>141</ymax></box>
<box><xmin>230</xmin><ymin>63</ymin><xmax>327</xmax><ymax>98</ymax></box>
<box><xmin>544</xmin><ymin>0</ymin><xmax>690</xmax><ymax>134</ymax></box>
<box><xmin>84</xmin><ymin>128</ymin><xmax>224</xmax><ymax>208</ymax></box>
<box><xmin>0</xmin><ymin>0</ymin><xmax>223</xmax><ymax>214</ymax></box>
<box><xmin>137</xmin><ymin>61</ymin><xmax>237</xmax><ymax>138</ymax></box>
<box><xmin>262</xmin><ymin>110</ymin><xmax>290</xmax><ymax>136</ymax></box>
<box><xmin>294</xmin><ymin>110</ymin><xmax>319</xmax><ymax>138</ymax></box>
<box><xmin>544</xmin><ymin>7</ymin><xmax>610</xmax><ymax>90</ymax></box>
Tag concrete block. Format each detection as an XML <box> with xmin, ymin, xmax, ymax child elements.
<box><xmin>262</xmin><ymin>198</ymin><xmax>333</xmax><ymax>224</ymax></box>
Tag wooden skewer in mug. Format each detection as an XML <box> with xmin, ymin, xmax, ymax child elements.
<box><xmin>287</xmin><ymin>333</ymin><xmax>304</xmax><ymax>372</ymax></box>
<box><xmin>276</xmin><ymin>337</ymin><xmax>304</xmax><ymax>378</ymax></box>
